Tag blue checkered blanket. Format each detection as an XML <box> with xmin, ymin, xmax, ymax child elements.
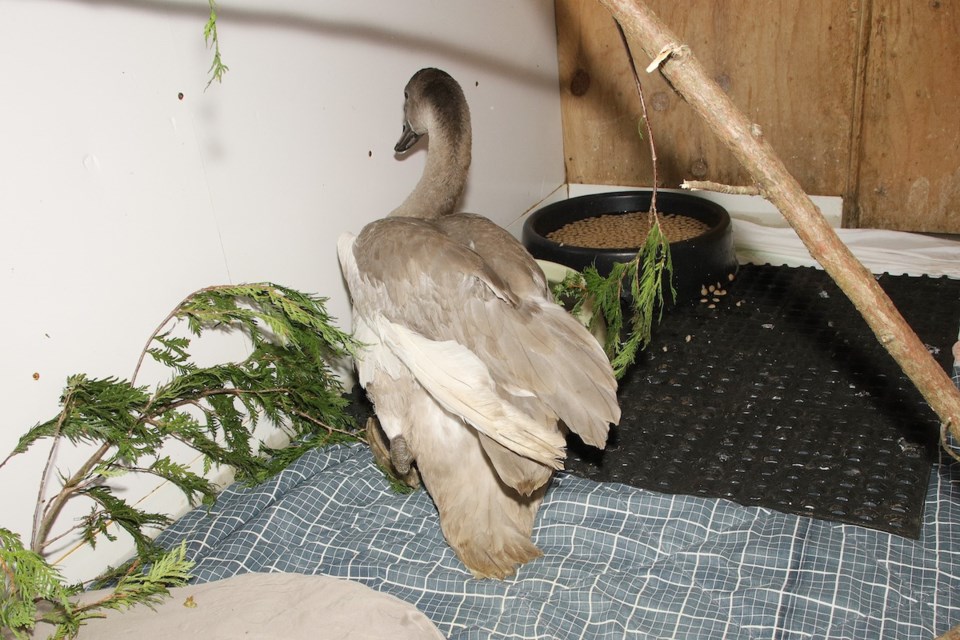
<box><xmin>159</xmin><ymin>424</ymin><xmax>960</xmax><ymax>638</ymax></box>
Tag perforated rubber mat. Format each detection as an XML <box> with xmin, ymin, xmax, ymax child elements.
<box><xmin>565</xmin><ymin>263</ymin><xmax>960</xmax><ymax>539</ymax></box>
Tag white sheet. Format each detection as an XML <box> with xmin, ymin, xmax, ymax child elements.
<box><xmin>733</xmin><ymin>218</ymin><xmax>960</xmax><ymax>279</ymax></box>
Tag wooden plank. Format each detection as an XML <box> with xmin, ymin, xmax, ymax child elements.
<box><xmin>556</xmin><ymin>0</ymin><xmax>861</xmax><ymax>198</ymax></box>
<box><xmin>855</xmin><ymin>0</ymin><xmax>960</xmax><ymax>233</ymax></box>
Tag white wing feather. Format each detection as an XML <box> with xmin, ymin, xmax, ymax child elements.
<box><xmin>377</xmin><ymin>317</ymin><xmax>565</xmax><ymax>469</ymax></box>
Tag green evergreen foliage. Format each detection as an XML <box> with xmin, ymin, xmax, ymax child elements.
<box><xmin>553</xmin><ymin>220</ymin><xmax>675</xmax><ymax>379</ymax></box>
<box><xmin>203</xmin><ymin>0</ymin><xmax>229</xmax><ymax>89</ymax></box>
<box><xmin>0</xmin><ymin>528</ymin><xmax>79</xmax><ymax>639</ymax></box>
<box><xmin>82</xmin><ymin>543</ymin><xmax>193</xmax><ymax>617</ymax></box>
<box><xmin>1</xmin><ymin>530</ymin><xmax>193</xmax><ymax>639</ymax></box>
<box><xmin>552</xmin><ymin>18</ymin><xmax>678</xmax><ymax>380</ymax></box>
<box><xmin>0</xmin><ymin>283</ymin><xmax>361</xmax><ymax>638</ymax></box>
<box><xmin>550</xmin><ymin>22</ymin><xmax>677</xmax><ymax>380</ymax></box>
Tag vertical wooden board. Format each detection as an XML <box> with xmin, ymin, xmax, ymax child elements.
<box><xmin>856</xmin><ymin>0</ymin><xmax>960</xmax><ymax>233</ymax></box>
<box><xmin>556</xmin><ymin>0</ymin><xmax>860</xmax><ymax>197</ymax></box>
<box><xmin>555</xmin><ymin>0</ymin><xmax>644</xmax><ymax>186</ymax></box>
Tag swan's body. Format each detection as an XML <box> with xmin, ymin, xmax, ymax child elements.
<box><xmin>338</xmin><ymin>68</ymin><xmax>620</xmax><ymax>578</ymax></box>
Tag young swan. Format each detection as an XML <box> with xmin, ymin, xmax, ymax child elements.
<box><xmin>338</xmin><ymin>68</ymin><xmax>620</xmax><ymax>579</ymax></box>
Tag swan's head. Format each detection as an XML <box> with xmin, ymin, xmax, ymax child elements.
<box><xmin>395</xmin><ymin>67</ymin><xmax>469</xmax><ymax>154</ymax></box>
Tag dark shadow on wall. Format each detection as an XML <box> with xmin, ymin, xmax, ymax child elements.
<box><xmin>63</xmin><ymin>0</ymin><xmax>561</xmax><ymax>90</ymax></box>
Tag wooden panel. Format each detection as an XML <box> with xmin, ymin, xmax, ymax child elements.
<box><xmin>854</xmin><ymin>0</ymin><xmax>960</xmax><ymax>232</ymax></box>
<box><xmin>556</xmin><ymin>0</ymin><xmax>862</xmax><ymax>197</ymax></box>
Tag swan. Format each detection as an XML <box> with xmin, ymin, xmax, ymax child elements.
<box><xmin>338</xmin><ymin>68</ymin><xmax>620</xmax><ymax>578</ymax></box>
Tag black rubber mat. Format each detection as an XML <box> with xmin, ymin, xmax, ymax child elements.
<box><xmin>565</xmin><ymin>263</ymin><xmax>960</xmax><ymax>539</ymax></box>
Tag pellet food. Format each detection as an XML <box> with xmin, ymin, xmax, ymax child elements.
<box><xmin>546</xmin><ymin>211</ymin><xmax>710</xmax><ymax>249</ymax></box>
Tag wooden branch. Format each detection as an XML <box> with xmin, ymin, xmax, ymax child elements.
<box><xmin>33</xmin><ymin>442</ymin><xmax>112</xmax><ymax>555</ymax></box>
<box><xmin>681</xmin><ymin>180</ymin><xmax>762</xmax><ymax>196</ymax></box>
<box><xmin>614</xmin><ymin>20</ymin><xmax>660</xmax><ymax>213</ymax></box>
<box><xmin>599</xmin><ymin>0</ymin><xmax>960</xmax><ymax>444</ymax></box>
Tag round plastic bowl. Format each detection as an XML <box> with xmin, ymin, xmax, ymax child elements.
<box><xmin>522</xmin><ymin>190</ymin><xmax>738</xmax><ymax>303</ymax></box>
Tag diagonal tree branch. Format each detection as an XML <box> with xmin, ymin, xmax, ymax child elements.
<box><xmin>598</xmin><ymin>0</ymin><xmax>960</xmax><ymax>446</ymax></box>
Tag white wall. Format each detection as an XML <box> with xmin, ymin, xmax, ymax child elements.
<box><xmin>0</xmin><ymin>0</ymin><xmax>564</xmax><ymax>581</ymax></box>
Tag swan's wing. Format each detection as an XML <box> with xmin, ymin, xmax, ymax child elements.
<box><xmin>436</xmin><ymin>213</ymin><xmax>549</xmax><ymax>300</ymax></box>
<box><xmin>344</xmin><ymin>217</ymin><xmax>518</xmax><ymax>323</ymax></box>
<box><xmin>461</xmin><ymin>295</ymin><xmax>620</xmax><ymax>449</ymax></box>
<box><xmin>339</xmin><ymin>219</ymin><xmax>563</xmax><ymax>468</ymax></box>
<box><xmin>341</xmin><ymin>217</ymin><xmax>617</xmax><ymax>458</ymax></box>
<box><xmin>437</xmin><ymin>214</ymin><xmax>620</xmax><ymax>447</ymax></box>
<box><xmin>377</xmin><ymin>317</ymin><xmax>564</xmax><ymax>469</ymax></box>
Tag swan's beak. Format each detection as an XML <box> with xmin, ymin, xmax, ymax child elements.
<box><xmin>395</xmin><ymin>121</ymin><xmax>423</xmax><ymax>153</ymax></box>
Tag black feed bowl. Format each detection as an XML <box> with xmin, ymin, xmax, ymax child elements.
<box><xmin>522</xmin><ymin>190</ymin><xmax>738</xmax><ymax>303</ymax></box>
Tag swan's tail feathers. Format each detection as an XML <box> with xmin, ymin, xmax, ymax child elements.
<box><xmin>405</xmin><ymin>399</ymin><xmax>546</xmax><ymax>579</ymax></box>
<box><xmin>477</xmin><ymin>433</ymin><xmax>553</xmax><ymax>497</ymax></box>
<box><xmin>378</xmin><ymin>318</ymin><xmax>566</xmax><ymax>470</ymax></box>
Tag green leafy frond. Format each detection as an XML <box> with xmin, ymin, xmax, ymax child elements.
<box><xmin>0</xmin><ymin>528</ymin><xmax>80</xmax><ymax>639</ymax></box>
<box><xmin>174</xmin><ymin>283</ymin><xmax>358</xmax><ymax>358</ymax></box>
<box><xmin>203</xmin><ymin>0</ymin><xmax>229</xmax><ymax>89</ymax></box>
<box><xmin>551</xmin><ymin>219</ymin><xmax>675</xmax><ymax>379</ymax></box>
<box><xmin>9</xmin><ymin>375</ymin><xmax>155</xmax><ymax>463</ymax></box>
<box><xmin>3</xmin><ymin>281</ymin><xmax>363</xmax><ymax>635</ymax></box>
<box><xmin>78</xmin><ymin>486</ymin><xmax>171</xmax><ymax>557</ymax></box>
<box><xmin>256</xmin><ymin>428</ymin><xmax>358</xmax><ymax>484</ymax></box>
<box><xmin>609</xmin><ymin>217</ymin><xmax>674</xmax><ymax>376</ymax></box>
<box><xmin>106</xmin><ymin>458</ymin><xmax>217</xmax><ymax>509</ymax></box>
<box><xmin>147</xmin><ymin>334</ymin><xmax>196</xmax><ymax>375</ymax></box>
<box><xmin>80</xmin><ymin>543</ymin><xmax>193</xmax><ymax>617</ymax></box>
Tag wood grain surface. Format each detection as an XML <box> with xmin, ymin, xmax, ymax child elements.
<box><xmin>556</xmin><ymin>0</ymin><xmax>960</xmax><ymax>232</ymax></box>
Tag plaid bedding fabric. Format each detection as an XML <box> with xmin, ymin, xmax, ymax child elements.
<box><xmin>158</xmin><ymin>435</ymin><xmax>960</xmax><ymax>639</ymax></box>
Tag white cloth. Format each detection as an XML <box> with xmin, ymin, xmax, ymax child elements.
<box><xmin>732</xmin><ymin>218</ymin><xmax>960</xmax><ymax>278</ymax></box>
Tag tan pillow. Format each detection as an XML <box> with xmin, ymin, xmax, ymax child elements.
<box><xmin>71</xmin><ymin>572</ymin><xmax>445</xmax><ymax>639</ymax></box>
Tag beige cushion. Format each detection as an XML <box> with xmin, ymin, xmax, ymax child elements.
<box><xmin>73</xmin><ymin>572</ymin><xmax>445</xmax><ymax>639</ymax></box>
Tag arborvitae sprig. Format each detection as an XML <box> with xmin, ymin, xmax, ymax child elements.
<box><xmin>1</xmin><ymin>283</ymin><xmax>360</xmax><ymax>638</ymax></box>
<box><xmin>554</xmin><ymin>19</ymin><xmax>677</xmax><ymax>380</ymax></box>
<box><xmin>1</xmin><ymin>529</ymin><xmax>193</xmax><ymax>640</ymax></box>
<box><xmin>553</xmin><ymin>218</ymin><xmax>674</xmax><ymax>379</ymax></box>
<box><xmin>79</xmin><ymin>543</ymin><xmax>193</xmax><ymax>615</ymax></box>
<box><xmin>0</xmin><ymin>528</ymin><xmax>79</xmax><ymax>640</ymax></box>
<box><xmin>203</xmin><ymin>0</ymin><xmax>228</xmax><ymax>89</ymax></box>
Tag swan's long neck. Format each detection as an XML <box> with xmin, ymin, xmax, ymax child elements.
<box><xmin>390</xmin><ymin>109</ymin><xmax>471</xmax><ymax>219</ymax></box>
